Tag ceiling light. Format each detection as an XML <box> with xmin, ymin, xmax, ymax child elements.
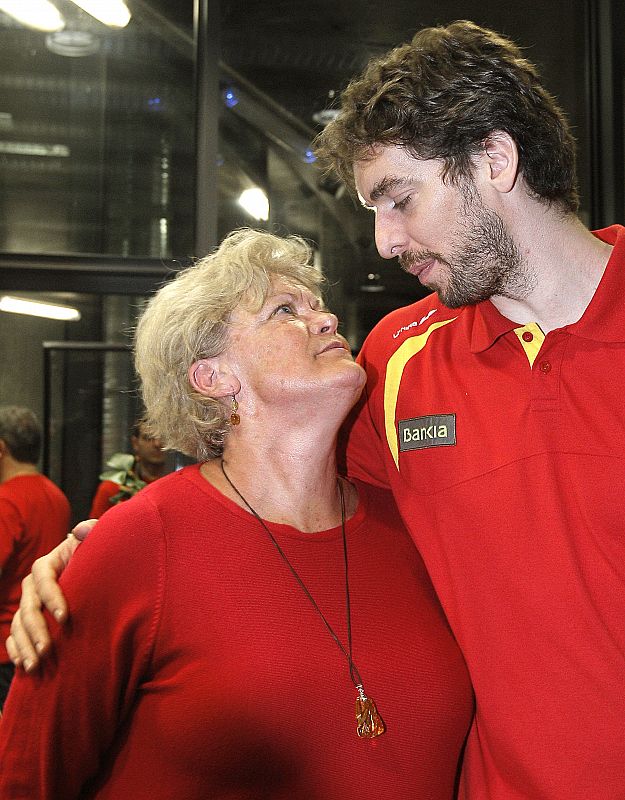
<box><xmin>0</xmin><ymin>296</ymin><xmax>81</xmax><ymax>321</ymax></box>
<box><xmin>0</xmin><ymin>0</ymin><xmax>65</xmax><ymax>32</ymax></box>
<box><xmin>222</xmin><ymin>88</ymin><xmax>239</xmax><ymax>109</ymax></box>
<box><xmin>238</xmin><ymin>188</ymin><xmax>269</xmax><ymax>222</ymax></box>
<box><xmin>0</xmin><ymin>141</ymin><xmax>70</xmax><ymax>157</ymax></box>
<box><xmin>67</xmin><ymin>0</ymin><xmax>130</xmax><ymax>28</ymax></box>
<box><xmin>359</xmin><ymin>273</ymin><xmax>386</xmax><ymax>293</ymax></box>
<box><xmin>46</xmin><ymin>29</ymin><xmax>100</xmax><ymax>57</ymax></box>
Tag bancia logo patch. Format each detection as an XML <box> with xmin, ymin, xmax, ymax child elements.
<box><xmin>398</xmin><ymin>414</ymin><xmax>456</xmax><ymax>451</ymax></box>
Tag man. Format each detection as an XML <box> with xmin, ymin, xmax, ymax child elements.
<box><xmin>0</xmin><ymin>406</ymin><xmax>69</xmax><ymax>709</ymax></box>
<box><xmin>89</xmin><ymin>419</ymin><xmax>166</xmax><ymax>518</ymax></box>
<box><xmin>313</xmin><ymin>19</ymin><xmax>625</xmax><ymax>799</ymax></box>
<box><xmin>5</xmin><ymin>20</ymin><xmax>624</xmax><ymax>797</ymax></box>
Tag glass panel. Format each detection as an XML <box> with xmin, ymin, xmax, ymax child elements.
<box><xmin>0</xmin><ymin>287</ymin><xmax>191</xmax><ymax>523</ymax></box>
<box><xmin>0</xmin><ymin>2</ymin><xmax>194</xmax><ymax>257</ymax></box>
<box><xmin>44</xmin><ymin>342</ymin><xmax>181</xmax><ymax>524</ymax></box>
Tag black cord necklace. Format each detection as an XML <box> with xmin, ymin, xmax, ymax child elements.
<box><xmin>220</xmin><ymin>459</ymin><xmax>385</xmax><ymax>738</ymax></box>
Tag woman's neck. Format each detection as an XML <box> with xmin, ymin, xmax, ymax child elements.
<box><xmin>202</xmin><ymin>431</ymin><xmax>354</xmax><ymax>533</ymax></box>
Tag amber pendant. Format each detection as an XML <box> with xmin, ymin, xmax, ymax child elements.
<box><xmin>355</xmin><ymin>685</ymin><xmax>385</xmax><ymax>738</ymax></box>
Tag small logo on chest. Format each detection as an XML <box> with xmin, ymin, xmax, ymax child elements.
<box><xmin>398</xmin><ymin>414</ymin><xmax>456</xmax><ymax>451</ymax></box>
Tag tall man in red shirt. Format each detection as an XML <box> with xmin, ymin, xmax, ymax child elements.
<box><xmin>0</xmin><ymin>406</ymin><xmax>69</xmax><ymax>709</ymax></box>
<box><xmin>314</xmin><ymin>19</ymin><xmax>625</xmax><ymax>799</ymax></box>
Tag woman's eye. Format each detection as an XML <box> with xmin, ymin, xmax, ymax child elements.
<box><xmin>272</xmin><ymin>304</ymin><xmax>294</xmax><ymax>316</ymax></box>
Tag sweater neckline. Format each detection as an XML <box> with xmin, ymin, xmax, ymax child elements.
<box><xmin>180</xmin><ymin>462</ymin><xmax>367</xmax><ymax>542</ymax></box>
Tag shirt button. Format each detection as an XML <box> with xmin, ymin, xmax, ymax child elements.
<box><xmin>539</xmin><ymin>361</ymin><xmax>552</xmax><ymax>373</ymax></box>
<box><xmin>522</xmin><ymin>331</ymin><xmax>533</xmax><ymax>342</ymax></box>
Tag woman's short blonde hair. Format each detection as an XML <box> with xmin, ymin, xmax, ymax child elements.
<box><xmin>135</xmin><ymin>228</ymin><xmax>323</xmax><ymax>461</ymax></box>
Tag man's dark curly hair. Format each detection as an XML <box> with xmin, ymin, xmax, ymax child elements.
<box><xmin>314</xmin><ymin>20</ymin><xmax>579</xmax><ymax>213</ymax></box>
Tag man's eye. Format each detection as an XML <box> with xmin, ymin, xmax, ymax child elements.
<box><xmin>393</xmin><ymin>195</ymin><xmax>411</xmax><ymax>210</ymax></box>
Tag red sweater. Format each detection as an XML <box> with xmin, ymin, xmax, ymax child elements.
<box><xmin>0</xmin><ymin>465</ymin><xmax>473</xmax><ymax>799</ymax></box>
<box><xmin>344</xmin><ymin>226</ymin><xmax>625</xmax><ymax>798</ymax></box>
<box><xmin>0</xmin><ymin>474</ymin><xmax>70</xmax><ymax>662</ymax></box>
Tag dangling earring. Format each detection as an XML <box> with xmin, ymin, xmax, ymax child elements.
<box><xmin>230</xmin><ymin>395</ymin><xmax>240</xmax><ymax>426</ymax></box>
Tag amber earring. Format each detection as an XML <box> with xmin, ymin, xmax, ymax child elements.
<box><xmin>230</xmin><ymin>395</ymin><xmax>240</xmax><ymax>426</ymax></box>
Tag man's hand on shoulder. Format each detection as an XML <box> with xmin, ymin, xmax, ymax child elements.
<box><xmin>5</xmin><ymin>519</ymin><xmax>96</xmax><ymax>671</ymax></box>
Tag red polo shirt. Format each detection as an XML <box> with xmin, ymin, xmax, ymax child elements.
<box><xmin>345</xmin><ymin>225</ymin><xmax>625</xmax><ymax>798</ymax></box>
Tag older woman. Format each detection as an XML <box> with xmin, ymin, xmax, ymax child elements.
<box><xmin>0</xmin><ymin>229</ymin><xmax>472</xmax><ymax>799</ymax></box>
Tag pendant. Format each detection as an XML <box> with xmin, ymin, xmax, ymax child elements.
<box><xmin>355</xmin><ymin>685</ymin><xmax>385</xmax><ymax>738</ymax></box>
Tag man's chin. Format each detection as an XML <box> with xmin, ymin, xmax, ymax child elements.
<box><xmin>439</xmin><ymin>291</ymin><xmax>491</xmax><ymax>309</ymax></box>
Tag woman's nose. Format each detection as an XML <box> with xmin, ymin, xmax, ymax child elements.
<box><xmin>312</xmin><ymin>310</ymin><xmax>339</xmax><ymax>335</ymax></box>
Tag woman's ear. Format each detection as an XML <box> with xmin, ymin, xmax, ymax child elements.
<box><xmin>481</xmin><ymin>130</ymin><xmax>519</xmax><ymax>193</ymax></box>
<box><xmin>188</xmin><ymin>359</ymin><xmax>240</xmax><ymax>399</ymax></box>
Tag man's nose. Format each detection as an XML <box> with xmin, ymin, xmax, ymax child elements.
<box><xmin>375</xmin><ymin>211</ymin><xmax>408</xmax><ymax>259</ymax></box>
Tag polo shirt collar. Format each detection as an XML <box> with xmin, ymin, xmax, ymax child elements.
<box><xmin>468</xmin><ymin>224</ymin><xmax>625</xmax><ymax>353</ymax></box>
<box><xmin>567</xmin><ymin>225</ymin><xmax>625</xmax><ymax>342</ymax></box>
<box><xmin>469</xmin><ymin>300</ymin><xmax>517</xmax><ymax>354</ymax></box>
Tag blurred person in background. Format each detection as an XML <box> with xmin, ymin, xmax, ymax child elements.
<box><xmin>89</xmin><ymin>418</ymin><xmax>167</xmax><ymax>518</ymax></box>
<box><xmin>0</xmin><ymin>405</ymin><xmax>69</xmax><ymax>710</ymax></box>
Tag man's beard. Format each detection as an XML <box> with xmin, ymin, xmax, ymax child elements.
<box><xmin>399</xmin><ymin>190</ymin><xmax>531</xmax><ymax>308</ymax></box>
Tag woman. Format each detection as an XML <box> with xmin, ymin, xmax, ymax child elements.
<box><xmin>0</xmin><ymin>229</ymin><xmax>472</xmax><ymax>798</ymax></box>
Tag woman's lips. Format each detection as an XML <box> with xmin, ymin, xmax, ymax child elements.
<box><xmin>318</xmin><ymin>340</ymin><xmax>348</xmax><ymax>355</ymax></box>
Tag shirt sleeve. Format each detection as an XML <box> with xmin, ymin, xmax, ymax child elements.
<box><xmin>341</xmin><ymin>340</ymin><xmax>392</xmax><ymax>490</ymax></box>
<box><xmin>0</xmin><ymin>495</ymin><xmax>166</xmax><ymax>799</ymax></box>
<box><xmin>0</xmin><ymin>496</ymin><xmax>22</xmax><ymax>570</ymax></box>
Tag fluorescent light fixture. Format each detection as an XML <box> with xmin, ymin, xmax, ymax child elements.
<box><xmin>68</xmin><ymin>0</ymin><xmax>130</xmax><ymax>28</ymax></box>
<box><xmin>0</xmin><ymin>296</ymin><xmax>81</xmax><ymax>321</ymax></box>
<box><xmin>238</xmin><ymin>188</ymin><xmax>269</xmax><ymax>222</ymax></box>
<box><xmin>0</xmin><ymin>141</ymin><xmax>70</xmax><ymax>157</ymax></box>
<box><xmin>0</xmin><ymin>0</ymin><xmax>65</xmax><ymax>31</ymax></box>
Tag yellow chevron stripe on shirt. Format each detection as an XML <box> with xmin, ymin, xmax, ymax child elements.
<box><xmin>384</xmin><ymin>317</ymin><xmax>457</xmax><ymax>469</ymax></box>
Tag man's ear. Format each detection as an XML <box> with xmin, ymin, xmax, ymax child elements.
<box><xmin>188</xmin><ymin>358</ymin><xmax>240</xmax><ymax>399</ymax></box>
<box><xmin>481</xmin><ymin>131</ymin><xmax>519</xmax><ymax>193</ymax></box>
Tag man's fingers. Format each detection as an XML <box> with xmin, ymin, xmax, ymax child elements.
<box><xmin>31</xmin><ymin>553</ymin><xmax>67</xmax><ymax>632</ymax></box>
<box><xmin>71</xmin><ymin>519</ymin><xmax>97</xmax><ymax>542</ymax></box>
<box><xmin>8</xmin><ymin>592</ymin><xmax>44</xmax><ymax>671</ymax></box>
<box><xmin>8</xmin><ymin>532</ymin><xmax>84</xmax><ymax>670</ymax></box>
<box><xmin>5</xmin><ymin>633</ymin><xmax>24</xmax><ymax>669</ymax></box>
<box><xmin>31</xmin><ymin>537</ymin><xmax>79</xmax><ymax>621</ymax></box>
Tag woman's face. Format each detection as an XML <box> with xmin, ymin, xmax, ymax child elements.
<box><xmin>223</xmin><ymin>278</ymin><xmax>365</xmax><ymax>412</ymax></box>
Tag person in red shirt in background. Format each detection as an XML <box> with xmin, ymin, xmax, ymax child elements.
<box><xmin>0</xmin><ymin>406</ymin><xmax>69</xmax><ymax>710</ymax></box>
<box><xmin>89</xmin><ymin>418</ymin><xmax>167</xmax><ymax>518</ymax></box>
